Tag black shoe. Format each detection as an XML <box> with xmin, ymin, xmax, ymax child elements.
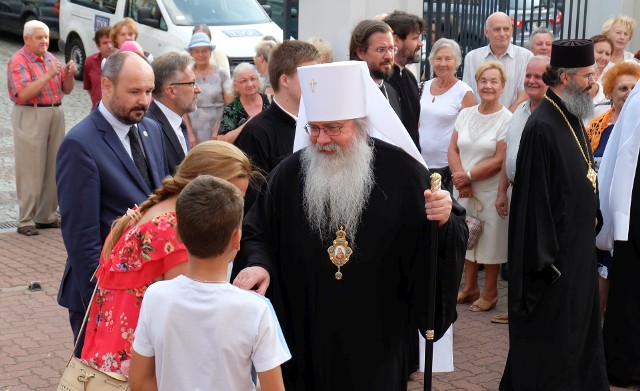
<box><xmin>501</xmin><ymin>263</ymin><xmax>510</xmax><ymax>281</ymax></box>
<box><xmin>35</xmin><ymin>219</ymin><xmax>61</xmax><ymax>229</ymax></box>
<box><xmin>17</xmin><ymin>226</ymin><xmax>39</xmax><ymax>236</ymax></box>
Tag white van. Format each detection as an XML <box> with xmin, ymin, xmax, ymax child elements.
<box><xmin>58</xmin><ymin>0</ymin><xmax>283</xmax><ymax>79</ymax></box>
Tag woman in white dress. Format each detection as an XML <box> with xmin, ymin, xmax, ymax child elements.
<box><xmin>448</xmin><ymin>61</ymin><xmax>512</xmax><ymax>312</ymax></box>
<box><xmin>419</xmin><ymin>38</ymin><xmax>475</xmax><ymax>193</ymax></box>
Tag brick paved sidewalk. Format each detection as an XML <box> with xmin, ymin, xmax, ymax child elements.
<box><xmin>0</xmin><ymin>229</ymin><xmax>636</xmax><ymax>390</ymax></box>
<box><xmin>0</xmin><ymin>230</ymin><xmax>72</xmax><ymax>390</ymax></box>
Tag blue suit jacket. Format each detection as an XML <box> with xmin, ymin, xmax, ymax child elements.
<box><xmin>56</xmin><ymin>108</ymin><xmax>170</xmax><ymax>313</ymax></box>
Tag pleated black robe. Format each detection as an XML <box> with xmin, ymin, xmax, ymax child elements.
<box><xmin>500</xmin><ymin>89</ymin><xmax>609</xmax><ymax>390</ymax></box>
<box><xmin>238</xmin><ymin>138</ymin><xmax>466</xmax><ymax>391</ymax></box>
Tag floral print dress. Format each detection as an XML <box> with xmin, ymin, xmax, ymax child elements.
<box><xmin>218</xmin><ymin>93</ymin><xmax>270</xmax><ymax>135</ymax></box>
<box><xmin>80</xmin><ymin>212</ymin><xmax>186</xmax><ymax>375</ymax></box>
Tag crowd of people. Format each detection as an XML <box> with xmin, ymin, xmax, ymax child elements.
<box><xmin>6</xmin><ymin>7</ymin><xmax>640</xmax><ymax>391</ymax></box>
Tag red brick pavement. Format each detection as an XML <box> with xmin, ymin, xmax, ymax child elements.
<box><xmin>0</xmin><ymin>229</ymin><xmax>636</xmax><ymax>390</ymax></box>
<box><xmin>0</xmin><ymin>230</ymin><xmax>73</xmax><ymax>390</ymax></box>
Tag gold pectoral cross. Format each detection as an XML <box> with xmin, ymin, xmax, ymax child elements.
<box><xmin>327</xmin><ymin>226</ymin><xmax>353</xmax><ymax>280</ymax></box>
<box><xmin>587</xmin><ymin>166</ymin><xmax>597</xmax><ymax>193</ymax></box>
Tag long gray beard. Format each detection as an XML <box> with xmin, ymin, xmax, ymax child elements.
<box><xmin>300</xmin><ymin>134</ymin><xmax>375</xmax><ymax>248</ymax></box>
<box><xmin>562</xmin><ymin>80</ymin><xmax>594</xmax><ymax>120</ymax></box>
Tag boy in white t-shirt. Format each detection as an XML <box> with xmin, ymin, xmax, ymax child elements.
<box><xmin>129</xmin><ymin>175</ymin><xmax>290</xmax><ymax>391</ymax></box>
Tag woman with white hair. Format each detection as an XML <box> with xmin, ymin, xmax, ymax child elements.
<box><xmin>419</xmin><ymin>38</ymin><xmax>475</xmax><ymax>192</ymax></box>
<box><xmin>217</xmin><ymin>63</ymin><xmax>270</xmax><ymax>143</ymax></box>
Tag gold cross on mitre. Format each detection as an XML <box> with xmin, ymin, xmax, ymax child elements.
<box><xmin>309</xmin><ymin>78</ymin><xmax>317</xmax><ymax>93</ymax></box>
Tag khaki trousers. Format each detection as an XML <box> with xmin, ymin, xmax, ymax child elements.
<box><xmin>12</xmin><ymin>104</ymin><xmax>65</xmax><ymax>227</ymax></box>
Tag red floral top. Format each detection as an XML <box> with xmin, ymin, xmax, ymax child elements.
<box><xmin>80</xmin><ymin>212</ymin><xmax>186</xmax><ymax>375</ymax></box>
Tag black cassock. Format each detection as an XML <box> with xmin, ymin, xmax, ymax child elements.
<box><xmin>238</xmin><ymin>138</ymin><xmax>466</xmax><ymax>391</ymax></box>
<box><xmin>234</xmin><ymin>102</ymin><xmax>296</xmax><ymax>175</ymax></box>
<box><xmin>500</xmin><ymin>89</ymin><xmax>608</xmax><ymax>390</ymax></box>
<box><xmin>387</xmin><ymin>64</ymin><xmax>421</xmax><ymax>150</ymax></box>
<box><xmin>234</xmin><ymin>102</ymin><xmax>297</xmax><ymax>214</ymax></box>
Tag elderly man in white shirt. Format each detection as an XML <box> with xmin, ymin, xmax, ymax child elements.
<box><xmin>463</xmin><ymin>12</ymin><xmax>533</xmax><ymax>111</ymax></box>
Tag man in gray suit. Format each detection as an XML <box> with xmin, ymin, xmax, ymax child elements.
<box><xmin>146</xmin><ymin>52</ymin><xmax>201</xmax><ymax>174</ymax></box>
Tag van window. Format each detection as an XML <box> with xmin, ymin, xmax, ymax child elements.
<box><xmin>70</xmin><ymin>0</ymin><xmax>117</xmax><ymax>14</ymax></box>
<box><xmin>128</xmin><ymin>0</ymin><xmax>168</xmax><ymax>30</ymax></box>
<box><xmin>161</xmin><ymin>0</ymin><xmax>271</xmax><ymax>26</ymax></box>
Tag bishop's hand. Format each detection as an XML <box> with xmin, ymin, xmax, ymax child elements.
<box><xmin>233</xmin><ymin>266</ymin><xmax>270</xmax><ymax>295</ymax></box>
<box><xmin>424</xmin><ymin>189</ymin><xmax>452</xmax><ymax>227</ymax></box>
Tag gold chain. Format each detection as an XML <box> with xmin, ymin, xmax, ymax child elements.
<box><xmin>543</xmin><ymin>95</ymin><xmax>597</xmax><ymax>193</ymax></box>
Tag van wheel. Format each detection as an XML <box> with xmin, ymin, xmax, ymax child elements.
<box><xmin>67</xmin><ymin>37</ymin><xmax>85</xmax><ymax>81</ymax></box>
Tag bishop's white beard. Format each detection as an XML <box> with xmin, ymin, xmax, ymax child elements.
<box><xmin>300</xmin><ymin>132</ymin><xmax>375</xmax><ymax>248</ymax></box>
<box><xmin>562</xmin><ymin>79</ymin><xmax>594</xmax><ymax>120</ymax></box>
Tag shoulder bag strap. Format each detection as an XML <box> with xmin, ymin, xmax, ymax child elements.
<box><xmin>66</xmin><ymin>272</ymin><xmax>100</xmax><ymax>362</ymax></box>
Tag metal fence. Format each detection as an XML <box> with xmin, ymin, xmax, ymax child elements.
<box><xmin>422</xmin><ymin>0</ymin><xmax>589</xmax><ymax>76</ymax></box>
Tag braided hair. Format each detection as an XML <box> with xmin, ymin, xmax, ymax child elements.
<box><xmin>101</xmin><ymin>141</ymin><xmax>255</xmax><ymax>259</ymax></box>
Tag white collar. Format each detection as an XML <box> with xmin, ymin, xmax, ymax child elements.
<box><xmin>98</xmin><ymin>101</ymin><xmax>135</xmax><ymax>144</ymax></box>
<box><xmin>482</xmin><ymin>43</ymin><xmax>514</xmax><ymax>59</ymax></box>
<box><xmin>154</xmin><ymin>99</ymin><xmax>183</xmax><ymax>131</ymax></box>
<box><xmin>272</xmin><ymin>96</ymin><xmax>297</xmax><ymax>121</ymax></box>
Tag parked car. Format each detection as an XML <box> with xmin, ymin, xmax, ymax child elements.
<box><xmin>59</xmin><ymin>0</ymin><xmax>282</xmax><ymax>80</ymax></box>
<box><xmin>0</xmin><ymin>0</ymin><xmax>60</xmax><ymax>40</ymax></box>
<box><xmin>509</xmin><ymin>0</ymin><xmax>563</xmax><ymax>45</ymax></box>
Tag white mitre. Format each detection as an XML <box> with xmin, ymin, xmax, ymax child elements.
<box><xmin>293</xmin><ymin>61</ymin><xmax>426</xmax><ymax>169</ymax></box>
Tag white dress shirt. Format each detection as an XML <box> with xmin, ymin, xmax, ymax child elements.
<box><xmin>98</xmin><ymin>101</ymin><xmax>138</xmax><ymax>158</ymax></box>
<box><xmin>153</xmin><ymin>100</ymin><xmax>188</xmax><ymax>154</ymax></box>
<box><xmin>505</xmin><ymin>100</ymin><xmax>532</xmax><ymax>182</ymax></box>
<box><xmin>462</xmin><ymin>43</ymin><xmax>533</xmax><ymax>108</ymax></box>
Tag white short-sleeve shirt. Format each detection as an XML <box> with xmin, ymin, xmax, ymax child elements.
<box><xmin>133</xmin><ymin>275</ymin><xmax>291</xmax><ymax>390</ymax></box>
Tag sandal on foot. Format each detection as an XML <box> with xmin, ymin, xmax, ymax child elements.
<box><xmin>457</xmin><ymin>291</ymin><xmax>480</xmax><ymax>304</ymax></box>
<box><xmin>469</xmin><ymin>297</ymin><xmax>498</xmax><ymax>312</ymax></box>
<box><xmin>490</xmin><ymin>312</ymin><xmax>509</xmax><ymax>324</ymax></box>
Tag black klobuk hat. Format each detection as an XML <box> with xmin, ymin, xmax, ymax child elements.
<box><xmin>550</xmin><ymin>39</ymin><xmax>595</xmax><ymax>68</ymax></box>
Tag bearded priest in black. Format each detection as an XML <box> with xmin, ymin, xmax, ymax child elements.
<box><xmin>500</xmin><ymin>40</ymin><xmax>609</xmax><ymax>390</ymax></box>
<box><xmin>232</xmin><ymin>61</ymin><xmax>466</xmax><ymax>391</ymax></box>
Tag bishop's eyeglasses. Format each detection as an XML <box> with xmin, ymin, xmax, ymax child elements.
<box><xmin>304</xmin><ymin>123</ymin><xmax>345</xmax><ymax>136</ymax></box>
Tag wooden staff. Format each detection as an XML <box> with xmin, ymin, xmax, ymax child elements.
<box><xmin>424</xmin><ymin>172</ymin><xmax>441</xmax><ymax>391</ymax></box>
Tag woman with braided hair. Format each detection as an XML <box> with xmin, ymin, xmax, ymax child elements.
<box><xmin>80</xmin><ymin>141</ymin><xmax>255</xmax><ymax>375</ymax></box>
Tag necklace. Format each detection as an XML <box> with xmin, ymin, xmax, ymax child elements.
<box><xmin>188</xmin><ymin>276</ymin><xmax>228</xmax><ymax>284</ymax></box>
<box><xmin>431</xmin><ymin>78</ymin><xmax>454</xmax><ymax>103</ymax></box>
<box><xmin>327</xmin><ymin>226</ymin><xmax>353</xmax><ymax>280</ymax></box>
<box><xmin>543</xmin><ymin>95</ymin><xmax>597</xmax><ymax>193</ymax></box>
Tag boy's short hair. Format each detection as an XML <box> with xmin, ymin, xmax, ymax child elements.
<box><xmin>176</xmin><ymin>175</ymin><xmax>244</xmax><ymax>258</ymax></box>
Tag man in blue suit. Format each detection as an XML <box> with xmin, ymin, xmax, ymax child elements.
<box><xmin>146</xmin><ymin>52</ymin><xmax>200</xmax><ymax>175</ymax></box>
<box><xmin>56</xmin><ymin>52</ymin><xmax>169</xmax><ymax>354</ymax></box>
